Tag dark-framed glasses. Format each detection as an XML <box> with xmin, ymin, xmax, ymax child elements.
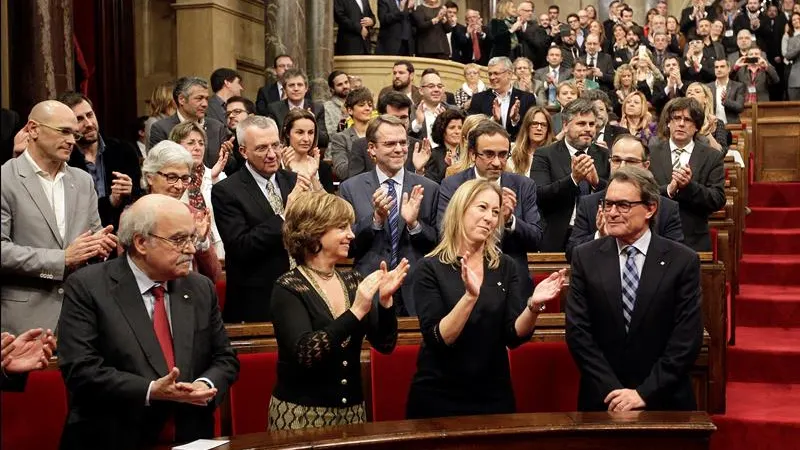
<box><xmin>156</xmin><ymin>171</ymin><xmax>193</xmax><ymax>185</ymax></box>
<box><xmin>601</xmin><ymin>199</ymin><xmax>649</xmax><ymax>214</ymax></box>
<box><xmin>225</xmin><ymin>108</ymin><xmax>247</xmax><ymax>117</ymax></box>
<box><xmin>148</xmin><ymin>233</ymin><xmax>202</xmax><ymax>250</ymax></box>
<box><xmin>32</xmin><ymin>121</ymin><xmax>83</xmax><ymax>141</ymax></box>
<box><xmin>475</xmin><ymin>150</ymin><xmax>509</xmax><ymax>161</ymax></box>
<box><xmin>609</xmin><ymin>156</ymin><xmax>645</xmax><ymax>166</ymax></box>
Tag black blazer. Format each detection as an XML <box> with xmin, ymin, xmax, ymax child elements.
<box><xmin>649</xmin><ymin>140</ymin><xmax>726</xmax><ymax>252</ymax></box>
<box><xmin>255</xmin><ymin>82</ymin><xmax>312</xmax><ymax>116</ymax></box>
<box><xmin>376</xmin><ymin>0</ymin><xmax>414</xmax><ymax>55</ymax></box>
<box><xmin>582</xmin><ymin>52</ymin><xmax>616</xmax><ymax>90</ymax></box>
<box><xmin>680</xmin><ymin>6</ymin><xmax>717</xmax><ymax>40</ymax></box>
<box><xmin>517</xmin><ymin>22</ymin><xmax>552</xmax><ymax>69</ymax></box>
<box><xmin>566</xmin><ymin>189</ymin><xmax>685</xmax><ymax>260</ymax></box>
<box><xmin>467</xmin><ymin>88</ymin><xmax>537</xmax><ymax>140</ymax></box>
<box><xmin>457</xmin><ymin>26</ymin><xmax>492</xmax><ymax>65</ymax></box>
<box><xmin>566</xmin><ymin>234</ymin><xmax>703</xmax><ymax>412</ymax></box>
<box><xmin>68</xmin><ymin>136</ymin><xmax>143</xmax><ymax>231</ymax></box>
<box><xmin>211</xmin><ymin>168</ymin><xmax>297</xmax><ymax>322</ymax></box>
<box><xmin>334</xmin><ymin>0</ymin><xmax>375</xmax><ymax>55</ymax></box>
<box><xmin>449</xmin><ymin>23</ymin><xmax>471</xmax><ymax>63</ymax></box>
<box><xmin>530</xmin><ymin>140</ymin><xmax>611</xmax><ymax>252</ymax></box>
<box><xmin>266</xmin><ymin>100</ymin><xmax>329</xmax><ymax>149</ymax></box>
<box><xmin>437</xmin><ymin>170</ymin><xmax>543</xmax><ymax>300</ymax></box>
<box><xmin>57</xmin><ymin>257</ymin><xmax>239</xmax><ymax>449</ymax></box>
<box><xmin>348</xmin><ymin>135</ymin><xmax>447</xmax><ymax>184</ymax></box>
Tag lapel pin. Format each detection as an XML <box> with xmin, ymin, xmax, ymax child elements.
<box><xmin>183</xmin><ymin>294</ymin><xmax>189</xmax><ymax>298</ymax></box>
<box><xmin>497</xmin><ymin>282</ymin><xmax>502</xmax><ymax>286</ymax></box>
<box><xmin>660</xmin><ymin>261</ymin><xmax>665</xmax><ymax>266</ymax></box>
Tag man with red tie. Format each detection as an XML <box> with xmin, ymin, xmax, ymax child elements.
<box><xmin>57</xmin><ymin>194</ymin><xmax>239</xmax><ymax>450</ymax></box>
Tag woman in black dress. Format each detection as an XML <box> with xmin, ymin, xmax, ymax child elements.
<box><xmin>280</xmin><ymin>109</ymin><xmax>335</xmax><ymax>193</ymax></box>
<box><xmin>406</xmin><ymin>179</ymin><xmax>566</xmax><ymax>419</ymax></box>
<box><xmin>269</xmin><ymin>191</ymin><xmax>409</xmax><ymax>430</ymax></box>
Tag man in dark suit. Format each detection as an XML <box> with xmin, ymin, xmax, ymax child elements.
<box><xmin>733</xmin><ymin>0</ymin><xmax>770</xmax><ymax>49</ymax></box>
<box><xmin>582</xmin><ymin>34</ymin><xmax>615</xmax><ymax>91</ymax></box>
<box><xmin>212</xmin><ymin>116</ymin><xmax>310</xmax><ymax>322</ymax></box>
<box><xmin>0</xmin><ymin>328</ymin><xmax>56</xmax><ymax>392</ymax></box>
<box><xmin>531</xmin><ymin>98</ymin><xmax>611</xmax><ymax>252</ymax></box>
<box><xmin>334</xmin><ymin>0</ymin><xmax>375</xmax><ymax>55</ymax></box>
<box><xmin>57</xmin><ymin>194</ymin><xmax>239</xmax><ymax>449</ymax></box>
<box><xmin>680</xmin><ymin>0</ymin><xmax>717</xmax><ymax>41</ymax></box>
<box><xmin>708</xmin><ymin>59</ymin><xmax>746</xmax><ymax>124</ymax></box>
<box><xmin>653</xmin><ymin>56</ymin><xmax>689</xmax><ymax>115</ymax></box>
<box><xmin>566</xmin><ymin>165</ymin><xmax>703</xmax><ymax>412</ymax></box>
<box><xmin>444</xmin><ymin>2</ymin><xmax>469</xmax><ymax>63</ymax></box>
<box><xmin>468</xmin><ymin>56</ymin><xmax>537</xmax><ymax>140</ymax></box>
<box><xmin>437</xmin><ymin>120</ymin><xmax>543</xmax><ymax>300</ymax></box>
<box><xmin>58</xmin><ymin>91</ymin><xmax>142</xmax><ymax>231</ymax></box>
<box><xmin>376</xmin><ymin>0</ymin><xmax>414</xmax><ymax>56</ymax></box>
<box><xmin>459</xmin><ymin>9</ymin><xmax>492</xmax><ymax>66</ymax></box>
<box><xmin>265</xmin><ymin>68</ymin><xmax>329</xmax><ymax>149</ymax></box>
<box><xmin>515</xmin><ymin>1</ymin><xmax>551</xmax><ymax>69</ymax></box>
<box><xmin>339</xmin><ymin>115</ymin><xmax>439</xmax><ymax>316</ymax></box>
<box><xmin>148</xmin><ymin>77</ymin><xmax>231</xmax><ymax>171</ymax></box>
<box><xmin>567</xmin><ymin>135</ymin><xmax>684</xmax><ymax>259</ymax></box>
<box><xmin>207</xmin><ymin>67</ymin><xmax>244</xmax><ymax>124</ymax></box>
<box><xmin>650</xmin><ymin>98</ymin><xmax>726</xmax><ymax>252</ymax></box>
<box><xmin>255</xmin><ymin>55</ymin><xmax>311</xmax><ymax>116</ymax></box>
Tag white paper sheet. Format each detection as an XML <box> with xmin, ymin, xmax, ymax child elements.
<box><xmin>172</xmin><ymin>439</ymin><xmax>229</xmax><ymax>450</ymax></box>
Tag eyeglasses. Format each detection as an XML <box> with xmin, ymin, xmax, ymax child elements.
<box><xmin>226</xmin><ymin>108</ymin><xmax>247</xmax><ymax>117</ymax></box>
<box><xmin>475</xmin><ymin>150</ymin><xmax>509</xmax><ymax>160</ymax></box>
<box><xmin>377</xmin><ymin>140</ymin><xmax>408</xmax><ymax>148</ymax></box>
<box><xmin>529</xmin><ymin>121</ymin><xmax>549</xmax><ymax>129</ymax></box>
<box><xmin>156</xmin><ymin>171</ymin><xmax>193</xmax><ymax>185</ymax></box>
<box><xmin>610</xmin><ymin>156</ymin><xmax>645</xmax><ymax>165</ymax></box>
<box><xmin>421</xmin><ymin>83</ymin><xmax>445</xmax><ymax>90</ymax></box>
<box><xmin>601</xmin><ymin>199</ymin><xmax>649</xmax><ymax>213</ymax></box>
<box><xmin>250</xmin><ymin>142</ymin><xmax>282</xmax><ymax>154</ymax></box>
<box><xmin>148</xmin><ymin>233</ymin><xmax>202</xmax><ymax>251</ymax></box>
<box><xmin>33</xmin><ymin>121</ymin><xmax>83</xmax><ymax>141</ymax></box>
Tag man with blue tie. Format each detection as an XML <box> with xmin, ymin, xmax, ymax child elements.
<box><xmin>339</xmin><ymin>115</ymin><xmax>439</xmax><ymax>316</ymax></box>
<box><xmin>565</xmin><ymin>165</ymin><xmax>703</xmax><ymax>412</ymax></box>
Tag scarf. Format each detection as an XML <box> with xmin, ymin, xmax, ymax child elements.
<box><xmin>460</xmin><ymin>80</ymin><xmax>486</xmax><ymax>97</ymax></box>
<box><xmin>505</xmin><ymin>17</ymin><xmax>520</xmax><ymax>50</ymax></box>
<box><xmin>187</xmin><ymin>164</ymin><xmax>207</xmax><ymax>211</ymax></box>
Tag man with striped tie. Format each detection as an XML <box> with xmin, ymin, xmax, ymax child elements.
<box><xmin>566</xmin><ymin>165</ymin><xmax>703</xmax><ymax>412</ymax></box>
<box><xmin>339</xmin><ymin>115</ymin><xmax>439</xmax><ymax>316</ymax></box>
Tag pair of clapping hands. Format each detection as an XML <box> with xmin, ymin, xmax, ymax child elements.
<box><xmin>1</xmin><ymin>328</ymin><xmax>57</xmax><ymax>374</ymax></box>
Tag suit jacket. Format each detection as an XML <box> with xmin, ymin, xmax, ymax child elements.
<box><xmin>211</xmin><ymin>168</ymin><xmax>297</xmax><ymax>322</ymax></box>
<box><xmin>582</xmin><ymin>52</ymin><xmax>615</xmax><ymax>90</ymax></box>
<box><xmin>148</xmin><ymin>114</ymin><xmax>232</xmax><ymax>171</ymax></box>
<box><xmin>597</xmin><ymin>124</ymin><xmax>629</xmax><ymax>148</ymax></box>
<box><xmin>348</xmin><ymin>135</ymin><xmax>446</xmax><ymax>184</ymax></box>
<box><xmin>207</xmin><ymin>94</ymin><xmax>227</xmax><ymax>124</ymax></box>
<box><xmin>706</xmin><ymin>80</ymin><xmax>746</xmax><ymax>124</ymax></box>
<box><xmin>329</xmin><ymin>127</ymin><xmax>362</xmax><ymax>181</ymax></box>
<box><xmin>334</xmin><ymin>0</ymin><xmax>375</xmax><ymax>55</ymax></box>
<box><xmin>339</xmin><ymin>170</ymin><xmax>439</xmax><ymax>315</ymax></box>
<box><xmin>649</xmin><ymin>140</ymin><xmax>726</xmax><ymax>252</ymax></box>
<box><xmin>535</xmin><ymin>66</ymin><xmax>572</xmax><ymax>86</ymax></box>
<box><xmin>57</xmin><ymin>257</ymin><xmax>239</xmax><ymax>449</ymax></box>
<box><xmin>530</xmin><ymin>140</ymin><xmax>611</xmax><ymax>252</ymax></box>
<box><xmin>437</xmin><ymin>170</ymin><xmax>543</xmax><ymax>299</ymax></box>
<box><xmin>376</xmin><ymin>0</ymin><xmax>414</xmax><ymax>55</ymax></box>
<box><xmin>256</xmin><ymin>82</ymin><xmax>312</xmax><ymax>116</ymax></box>
<box><xmin>517</xmin><ymin>21</ymin><xmax>551</xmax><ymax>69</ymax></box>
<box><xmin>458</xmin><ymin>25</ymin><xmax>492</xmax><ymax>65</ymax></box>
<box><xmin>566</xmin><ymin>189</ymin><xmax>685</xmax><ymax>260</ymax></box>
<box><xmin>68</xmin><ymin>136</ymin><xmax>143</xmax><ymax>231</ymax></box>
<box><xmin>732</xmin><ymin>65</ymin><xmax>781</xmax><ymax>102</ymax></box>
<box><xmin>266</xmin><ymin>100</ymin><xmax>329</xmax><ymax>149</ymax></box>
<box><xmin>565</xmin><ymin>234</ymin><xmax>703</xmax><ymax>411</ymax></box>
<box><xmin>412</xmin><ymin>5</ymin><xmax>453</xmax><ymax>57</ymax></box>
<box><xmin>680</xmin><ymin>6</ymin><xmax>717</xmax><ymax>40</ymax></box>
<box><xmin>467</xmin><ymin>88</ymin><xmax>537</xmax><ymax>140</ymax></box>
<box><xmin>448</xmin><ymin>23</ymin><xmax>470</xmax><ymax>63</ymax></box>
<box><xmin>1</xmin><ymin>156</ymin><xmax>103</xmax><ymax>335</ymax></box>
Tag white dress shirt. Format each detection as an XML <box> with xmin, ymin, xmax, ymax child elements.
<box><xmin>23</xmin><ymin>150</ymin><xmax>67</xmax><ymax>240</ymax></box>
<box><xmin>669</xmin><ymin>138</ymin><xmax>695</xmax><ymax>168</ymax></box>
<box><xmin>564</xmin><ymin>140</ymin><xmax>586</xmax><ymax>226</ymax></box>
<box><xmin>714</xmin><ymin>81</ymin><xmax>728</xmax><ymax>124</ymax></box>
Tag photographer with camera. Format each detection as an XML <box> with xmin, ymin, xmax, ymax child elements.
<box><xmin>732</xmin><ymin>46</ymin><xmax>781</xmax><ymax>102</ymax></box>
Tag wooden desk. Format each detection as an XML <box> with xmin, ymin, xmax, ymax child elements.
<box><xmin>158</xmin><ymin>411</ymin><xmax>715</xmax><ymax>450</ymax></box>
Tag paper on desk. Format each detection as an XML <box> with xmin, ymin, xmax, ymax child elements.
<box><xmin>172</xmin><ymin>439</ymin><xmax>229</xmax><ymax>450</ymax></box>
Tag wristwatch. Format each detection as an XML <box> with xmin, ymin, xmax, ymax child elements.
<box><xmin>527</xmin><ymin>300</ymin><xmax>546</xmax><ymax>313</ymax></box>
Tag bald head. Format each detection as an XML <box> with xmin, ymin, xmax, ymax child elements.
<box><xmin>28</xmin><ymin>100</ymin><xmax>76</xmax><ymax>124</ymax></box>
<box><xmin>25</xmin><ymin>100</ymin><xmax>79</xmax><ymax>165</ymax></box>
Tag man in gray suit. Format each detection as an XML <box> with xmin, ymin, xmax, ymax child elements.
<box><xmin>707</xmin><ymin>59</ymin><xmax>746</xmax><ymax>124</ymax></box>
<box><xmin>1</xmin><ymin>101</ymin><xmax>116</xmax><ymax>335</ymax></box>
<box><xmin>339</xmin><ymin>115</ymin><xmax>439</xmax><ymax>316</ymax></box>
<box><xmin>148</xmin><ymin>77</ymin><xmax>231</xmax><ymax>171</ymax></box>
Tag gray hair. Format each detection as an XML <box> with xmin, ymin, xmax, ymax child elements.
<box><xmin>173</xmin><ymin>76</ymin><xmax>208</xmax><ymax>104</ymax></box>
<box><xmin>236</xmin><ymin>115</ymin><xmax>279</xmax><ymax>147</ymax></box>
<box><xmin>117</xmin><ymin>203</ymin><xmax>158</xmax><ymax>250</ymax></box>
<box><xmin>487</xmin><ymin>56</ymin><xmax>513</xmax><ymax>72</ymax></box>
<box><xmin>562</xmin><ymin>97</ymin><xmax>599</xmax><ymax>124</ymax></box>
<box><xmin>737</xmin><ymin>29</ymin><xmax>753</xmax><ymax>40</ymax></box>
<box><xmin>141</xmin><ymin>140</ymin><xmax>195</xmax><ymax>190</ymax></box>
<box><xmin>513</xmin><ymin>56</ymin><xmax>533</xmax><ymax>70</ymax></box>
<box><xmin>608</xmin><ymin>165</ymin><xmax>660</xmax><ymax>230</ymax></box>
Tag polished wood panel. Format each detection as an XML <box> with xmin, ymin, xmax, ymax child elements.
<box><xmin>741</xmin><ymin>102</ymin><xmax>800</xmax><ymax>182</ymax></box>
<box><xmin>155</xmin><ymin>411</ymin><xmax>716</xmax><ymax>450</ymax></box>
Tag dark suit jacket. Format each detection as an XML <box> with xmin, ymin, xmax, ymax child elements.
<box><xmin>530</xmin><ymin>140</ymin><xmax>611</xmax><ymax>252</ymax></box>
<box><xmin>566</xmin><ymin>189</ymin><xmax>685</xmax><ymax>260</ymax></box>
<box><xmin>597</xmin><ymin>124</ymin><xmax>629</xmax><ymax>148</ymax></box>
<box><xmin>339</xmin><ymin>170</ymin><xmax>439</xmax><ymax>315</ymax></box>
<box><xmin>1</xmin><ymin>108</ymin><xmax>22</xmax><ymax>164</ymax></box>
<box><xmin>680</xmin><ymin>6</ymin><xmax>717</xmax><ymax>40</ymax></box>
<box><xmin>457</xmin><ymin>26</ymin><xmax>492</xmax><ymax>65</ymax></box>
<box><xmin>448</xmin><ymin>23</ymin><xmax>470</xmax><ymax>63</ymax></box>
<box><xmin>148</xmin><ymin>114</ymin><xmax>231</xmax><ymax>171</ymax></box>
<box><xmin>566</xmin><ymin>234</ymin><xmax>703</xmax><ymax>411</ymax></box>
<box><xmin>211</xmin><ymin>168</ymin><xmax>297</xmax><ymax>322</ymax></box>
<box><xmin>68</xmin><ymin>136</ymin><xmax>143</xmax><ymax>231</ymax></box>
<box><xmin>517</xmin><ymin>22</ymin><xmax>551</xmax><ymax>69</ymax></box>
<box><xmin>467</xmin><ymin>88</ymin><xmax>537</xmax><ymax>140</ymax></box>
<box><xmin>255</xmin><ymin>82</ymin><xmax>312</xmax><ymax>116</ymax></box>
<box><xmin>649</xmin><ymin>140</ymin><xmax>726</xmax><ymax>252</ymax></box>
<box><xmin>0</xmin><ymin>371</ymin><xmax>27</xmax><ymax>392</ymax></box>
<box><xmin>583</xmin><ymin>52</ymin><xmax>615</xmax><ymax>90</ymax></box>
<box><xmin>706</xmin><ymin>80</ymin><xmax>746</xmax><ymax>124</ymax></box>
<box><xmin>266</xmin><ymin>100</ymin><xmax>329</xmax><ymax>149</ymax></box>
<box><xmin>334</xmin><ymin>0</ymin><xmax>375</xmax><ymax>55</ymax></box>
<box><xmin>57</xmin><ymin>257</ymin><xmax>239</xmax><ymax>449</ymax></box>
<box><xmin>206</xmin><ymin>94</ymin><xmax>227</xmax><ymax>124</ymax></box>
<box><xmin>376</xmin><ymin>0</ymin><xmax>414</xmax><ymax>55</ymax></box>
<box><xmin>347</xmin><ymin>135</ymin><xmax>446</xmax><ymax>184</ymax></box>
<box><xmin>437</xmin><ymin>170</ymin><xmax>543</xmax><ymax>299</ymax></box>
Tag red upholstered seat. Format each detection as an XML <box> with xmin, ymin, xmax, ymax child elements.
<box><xmin>229</xmin><ymin>352</ymin><xmax>278</xmax><ymax>435</ymax></box>
<box><xmin>1</xmin><ymin>369</ymin><xmax>68</xmax><ymax>450</ymax></box>
<box><xmin>509</xmin><ymin>341</ymin><xmax>580</xmax><ymax>413</ymax></box>
<box><xmin>370</xmin><ymin>345</ymin><xmax>419</xmax><ymax>421</ymax></box>
<box><xmin>215</xmin><ymin>279</ymin><xmax>226</xmax><ymax>313</ymax></box>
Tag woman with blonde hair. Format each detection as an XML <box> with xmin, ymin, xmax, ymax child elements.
<box><xmin>630</xmin><ymin>53</ymin><xmax>665</xmax><ymax>102</ymax></box>
<box><xmin>619</xmin><ymin>91</ymin><xmax>657</xmax><ymax>142</ymax></box>
<box><xmin>489</xmin><ymin>0</ymin><xmax>521</xmax><ymax>58</ymax></box>
<box><xmin>685</xmin><ymin>82</ymin><xmax>729</xmax><ymax>152</ymax></box>
<box><xmin>508</xmin><ymin>107</ymin><xmax>554</xmax><ymax>176</ymax></box>
<box><xmin>445</xmin><ymin>113</ymin><xmax>489</xmax><ymax>177</ymax></box>
<box><xmin>455</xmin><ymin>64</ymin><xmax>486</xmax><ymax>110</ymax></box>
<box><xmin>270</xmin><ymin>191</ymin><xmax>408</xmax><ymax>430</ymax></box>
<box><xmin>144</xmin><ymin>81</ymin><xmax>176</xmax><ymax>150</ymax></box>
<box><xmin>406</xmin><ymin>178</ymin><xmax>565</xmax><ymax>419</ymax></box>
<box><xmin>612</xmin><ymin>64</ymin><xmax>636</xmax><ymax>118</ymax></box>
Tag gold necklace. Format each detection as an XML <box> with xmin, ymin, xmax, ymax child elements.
<box><xmin>299</xmin><ymin>266</ymin><xmax>351</xmax><ymax>319</ymax></box>
<box><xmin>304</xmin><ymin>264</ymin><xmax>335</xmax><ymax>280</ymax></box>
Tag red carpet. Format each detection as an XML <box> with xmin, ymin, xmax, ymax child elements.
<box><xmin>711</xmin><ymin>182</ymin><xmax>800</xmax><ymax>450</ymax></box>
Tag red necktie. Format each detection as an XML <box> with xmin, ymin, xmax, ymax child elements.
<box><xmin>151</xmin><ymin>285</ymin><xmax>176</xmax><ymax>443</ymax></box>
<box><xmin>472</xmin><ymin>30</ymin><xmax>481</xmax><ymax>62</ymax></box>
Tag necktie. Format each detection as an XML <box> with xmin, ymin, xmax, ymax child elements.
<box><xmin>151</xmin><ymin>285</ymin><xmax>174</xmax><ymax>368</ymax></box>
<box><xmin>589</xmin><ymin>55</ymin><xmax>595</xmax><ymax>68</ymax></box>
<box><xmin>265</xmin><ymin>181</ymin><xmax>296</xmax><ymax>269</ymax></box>
<box><xmin>621</xmin><ymin>246</ymin><xmax>640</xmax><ymax>333</ymax></box>
<box><xmin>385</xmin><ymin>180</ymin><xmax>400</xmax><ymax>268</ymax></box>
<box><xmin>471</xmin><ymin>30</ymin><xmax>482</xmax><ymax>61</ymax></box>
<box><xmin>672</xmin><ymin>148</ymin><xmax>685</xmax><ymax>171</ymax></box>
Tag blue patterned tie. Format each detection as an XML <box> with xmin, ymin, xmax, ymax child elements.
<box><xmin>621</xmin><ymin>246</ymin><xmax>640</xmax><ymax>333</ymax></box>
<box><xmin>385</xmin><ymin>180</ymin><xmax>400</xmax><ymax>268</ymax></box>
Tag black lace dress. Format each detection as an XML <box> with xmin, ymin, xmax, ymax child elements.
<box><xmin>268</xmin><ymin>268</ymin><xmax>397</xmax><ymax>430</ymax></box>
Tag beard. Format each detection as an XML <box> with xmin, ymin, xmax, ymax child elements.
<box><xmin>393</xmin><ymin>78</ymin><xmax>411</xmax><ymax>90</ymax></box>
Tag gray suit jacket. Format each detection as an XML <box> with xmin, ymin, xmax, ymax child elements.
<box><xmin>706</xmin><ymin>80</ymin><xmax>746</xmax><ymax>124</ymax></box>
<box><xmin>148</xmin><ymin>114</ymin><xmax>230</xmax><ymax>170</ymax></box>
<box><xmin>338</xmin><ymin>170</ymin><xmax>439</xmax><ymax>315</ymax></box>
<box><xmin>206</xmin><ymin>94</ymin><xmax>227</xmax><ymax>125</ymax></box>
<box><xmin>784</xmin><ymin>34</ymin><xmax>800</xmax><ymax>88</ymax></box>
<box><xmin>1</xmin><ymin>155</ymin><xmax>102</xmax><ymax>334</ymax></box>
<box><xmin>328</xmin><ymin>127</ymin><xmax>361</xmax><ymax>180</ymax></box>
